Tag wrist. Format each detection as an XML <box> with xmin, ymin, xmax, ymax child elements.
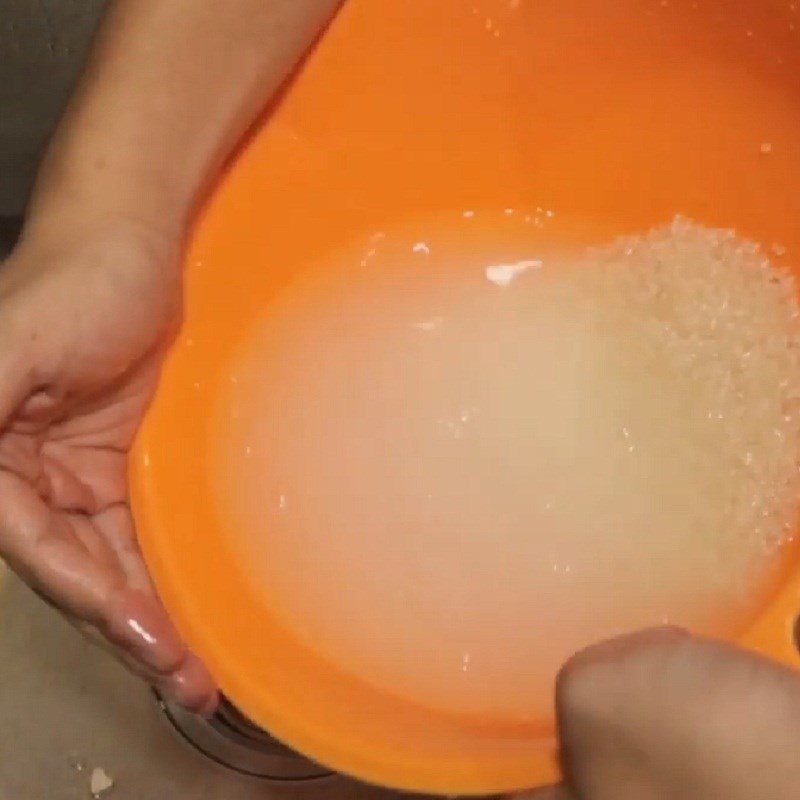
<box><xmin>8</xmin><ymin>207</ymin><xmax>182</xmax><ymax>300</ymax></box>
<box><xmin>19</xmin><ymin>165</ymin><xmax>185</xmax><ymax>276</ymax></box>
<box><xmin>24</xmin><ymin>175</ymin><xmax>187</xmax><ymax>255</ymax></box>
<box><xmin>21</xmin><ymin>205</ymin><xmax>184</xmax><ymax>272</ymax></box>
<box><xmin>22</xmin><ymin>121</ymin><xmax>194</xmax><ymax>252</ymax></box>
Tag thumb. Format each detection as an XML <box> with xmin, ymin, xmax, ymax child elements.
<box><xmin>0</xmin><ymin>318</ymin><xmax>35</xmax><ymax>424</ymax></box>
<box><xmin>554</xmin><ymin>628</ymin><xmax>800</xmax><ymax>800</ymax></box>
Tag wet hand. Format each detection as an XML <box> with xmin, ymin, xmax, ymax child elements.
<box><xmin>0</xmin><ymin>220</ymin><xmax>218</xmax><ymax>714</ymax></box>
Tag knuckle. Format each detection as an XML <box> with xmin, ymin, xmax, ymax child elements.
<box><xmin>555</xmin><ymin>651</ymin><xmax>603</xmax><ymax>724</ymax></box>
<box><xmin>556</xmin><ymin>626</ymin><xmax>690</xmax><ymax>723</ymax></box>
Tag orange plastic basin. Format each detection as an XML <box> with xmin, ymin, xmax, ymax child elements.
<box><xmin>131</xmin><ymin>0</ymin><xmax>800</xmax><ymax>794</ymax></box>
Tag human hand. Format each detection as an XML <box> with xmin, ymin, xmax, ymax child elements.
<box><xmin>0</xmin><ymin>219</ymin><xmax>218</xmax><ymax>714</ymax></box>
<box><xmin>517</xmin><ymin>628</ymin><xmax>800</xmax><ymax>800</ymax></box>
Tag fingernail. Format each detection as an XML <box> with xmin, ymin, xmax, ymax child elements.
<box><xmin>198</xmin><ymin>692</ymin><xmax>221</xmax><ymax>719</ymax></box>
<box><xmin>168</xmin><ymin>652</ymin><xmax>219</xmax><ymax>715</ymax></box>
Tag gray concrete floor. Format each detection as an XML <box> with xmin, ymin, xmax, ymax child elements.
<box><xmin>0</xmin><ymin>569</ymin><xmax>419</xmax><ymax>799</ymax></box>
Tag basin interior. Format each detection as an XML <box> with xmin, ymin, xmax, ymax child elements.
<box><xmin>132</xmin><ymin>0</ymin><xmax>800</xmax><ymax>794</ymax></box>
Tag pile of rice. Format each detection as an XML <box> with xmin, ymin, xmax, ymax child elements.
<box><xmin>589</xmin><ymin>216</ymin><xmax>800</xmax><ymax>562</ymax></box>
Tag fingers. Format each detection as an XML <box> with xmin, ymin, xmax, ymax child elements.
<box><xmin>558</xmin><ymin>625</ymin><xmax>690</xmax><ymax>676</ymax></box>
<box><xmin>0</xmin><ymin>471</ymin><xmax>124</xmax><ymax>622</ymax></box>
<box><xmin>105</xmin><ymin>586</ymin><xmax>218</xmax><ymax>714</ymax></box>
<box><xmin>95</xmin><ymin>507</ymin><xmax>219</xmax><ymax>714</ymax></box>
<box><xmin>40</xmin><ymin>450</ymin><xmax>117</xmax><ymax>514</ymax></box>
<box><xmin>64</xmin><ymin>512</ymin><xmax>120</xmax><ymax>570</ymax></box>
<box><xmin>67</xmin><ymin>614</ymin><xmax>218</xmax><ymax>716</ymax></box>
<box><xmin>554</xmin><ymin>627</ymin><xmax>800</xmax><ymax>800</ymax></box>
<box><xmin>93</xmin><ymin>504</ymin><xmax>157</xmax><ymax>594</ymax></box>
<box><xmin>554</xmin><ymin>627</ymin><xmax>695</xmax><ymax>799</ymax></box>
<box><xmin>170</xmin><ymin>653</ymin><xmax>219</xmax><ymax>716</ymax></box>
<box><xmin>555</xmin><ymin>626</ymin><xmax>692</xmax><ymax>747</ymax></box>
<box><xmin>0</xmin><ymin>471</ymin><xmax>218</xmax><ymax>713</ymax></box>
